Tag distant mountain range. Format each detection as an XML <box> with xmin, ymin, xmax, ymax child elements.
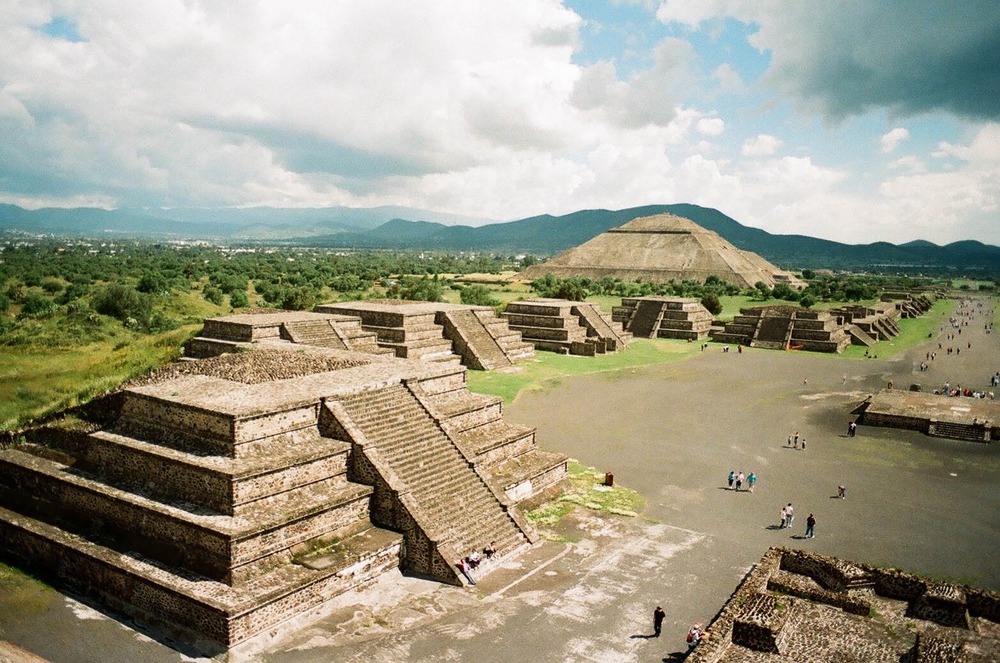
<box><xmin>2</xmin><ymin>202</ymin><xmax>997</xmax><ymax>273</ymax></box>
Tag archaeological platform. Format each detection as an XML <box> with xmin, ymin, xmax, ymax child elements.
<box><xmin>0</xmin><ymin>340</ymin><xmax>567</xmax><ymax>650</ymax></box>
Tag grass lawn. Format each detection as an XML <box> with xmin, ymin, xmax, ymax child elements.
<box><xmin>466</xmin><ymin>338</ymin><xmax>701</xmax><ymax>405</ymax></box>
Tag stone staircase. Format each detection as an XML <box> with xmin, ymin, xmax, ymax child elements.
<box><xmin>627</xmin><ymin>299</ymin><xmax>666</xmax><ymax>338</ymax></box>
<box><xmin>440</xmin><ymin>309</ymin><xmax>514</xmax><ymax>370</ymax></box>
<box><xmin>331</xmin><ymin>384</ymin><xmax>533</xmax><ymax>584</ymax></box>
<box><xmin>752</xmin><ymin>315</ymin><xmax>791</xmax><ymax>350</ymax></box>
<box><xmin>573</xmin><ymin>303</ymin><xmax>632</xmax><ymax>350</ymax></box>
<box><xmin>846</xmin><ymin>324</ymin><xmax>876</xmax><ymax>347</ymax></box>
<box><xmin>283</xmin><ymin>319</ymin><xmax>349</xmax><ymax>349</ymax></box>
<box><xmin>928</xmin><ymin>420</ymin><xmax>991</xmax><ymax>442</ymax></box>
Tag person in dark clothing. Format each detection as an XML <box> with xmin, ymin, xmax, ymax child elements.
<box><xmin>653</xmin><ymin>606</ymin><xmax>665</xmax><ymax>637</ymax></box>
<box><xmin>805</xmin><ymin>513</ymin><xmax>816</xmax><ymax>538</ymax></box>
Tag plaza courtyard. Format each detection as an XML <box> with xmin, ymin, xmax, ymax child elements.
<box><xmin>1</xmin><ymin>297</ymin><xmax>997</xmax><ymax>662</ymax></box>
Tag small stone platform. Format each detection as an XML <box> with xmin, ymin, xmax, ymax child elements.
<box><xmin>501</xmin><ymin>299</ymin><xmax>632</xmax><ymax>356</ymax></box>
<box><xmin>859</xmin><ymin>390</ymin><xmax>998</xmax><ymax>442</ymax></box>
<box><xmin>711</xmin><ymin>305</ymin><xmax>852</xmax><ymax>353</ymax></box>
<box><xmin>612</xmin><ymin>296</ymin><xmax>713</xmax><ymax>340</ymax></box>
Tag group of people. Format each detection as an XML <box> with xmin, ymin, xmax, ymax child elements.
<box><xmin>726</xmin><ymin>470</ymin><xmax>756</xmax><ymax>492</ymax></box>
<box><xmin>455</xmin><ymin>541</ymin><xmax>497</xmax><ymax>585</ymax></box>
<box><xmin>779</xmin><ymin>502</ymin><xmax>817</xmax><ymax>538</ymax></box>
<box><xmin>786</xmin><ymin>431</ymin><xmax>806</xmax><ymax>449</ymax></box>
<box><xmin>651</xmin><ymin>606</ymin><xmax>702</xmax><ymax>652</ymax></box>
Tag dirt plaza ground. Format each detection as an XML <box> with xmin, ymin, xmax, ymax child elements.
<box><xmin>1</xmin><ymin>297</ymin><xmax>998</xmax><ymax>662</ymax></box>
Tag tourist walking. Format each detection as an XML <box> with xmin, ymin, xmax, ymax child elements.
<box><xmin>779</xmin><ymin>505</ymin><xmax>787</xmax><ymax>529</ymax></box>
<box><xmin>837</xmin><ymin>485</ymin><xmax>846</xmax><ymax>499</ymax></box>
<box><xmin>747</xmin><ymin>472</ymin><xmax>756</xmax><ymax>492</ymax></box>
<box><xmin>653</xmin><ymin>606</ymin><xmax>665</xmax><ymax>637</ymax></box>
<box><xmin>728</xmin><ymin>470</ymin><xmax>735</xmax><ymax>489</ymax></box>
<box><xmin>805</xmin><ymin>514</ymin><xmax>816</xmax><ymax>538</ymax></box>
<box><xmin>735</xmin><ymin>472</ymin><xmax>744</xmax><ymax>491</ymax></box>
<box><xmin>785</xmin><ymin>503</ymin><xmax>795</xmax><ymax>528</ymax></box>
<box><xmin>457</xmin><ymin>559</ymin><xmax>476</xmax><ymax>585</ymax></box>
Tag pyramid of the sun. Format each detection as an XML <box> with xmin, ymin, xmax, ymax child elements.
<box><xmin>519</xmin><ymin>213</ymin><xmax>805</xmax><ymax>290</ymax></box>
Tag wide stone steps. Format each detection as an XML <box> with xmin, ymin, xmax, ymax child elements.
<box><xmin>336</xmin><ymin>384</ymin><xmax>525</xmax><ymax>575</ymax></box>
<box><xmin>575</xmin><ymin>304</ymin><xmax>632</xmax><ymax>347</ymax></box>
<box><xmin>282</xmin><ymin>320</ymin><xmax>349</xmax><ymax>350</ymax></box>
<box><xmin>443</xmin><ymin>310</ymin><xmax>513</xmax><ymax>370</ymax></box>
<box><xmin>929</xmin><ymin>421</ymin><xmax>989</xmax><ymax>442</ymax></box>
<box><xmin>627</xmin><ymin>300</ymin><xmax>664</xmax><ymax>338</ymax></box>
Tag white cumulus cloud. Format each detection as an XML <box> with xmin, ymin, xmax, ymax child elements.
<box><xmin>880</xmin><ymin>128</ymin><xmax>910</xmax><ymax>153</ymax></box>
<box><xmin>741</xmin><ymin>134</ymin><xmax>782</xmax><ymax>157</ymax></box>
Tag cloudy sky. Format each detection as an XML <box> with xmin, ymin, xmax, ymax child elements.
<box><xmin>2</xmin><ymin>1</ymin><xmax>999</xmax><ymax>244</ymax></box>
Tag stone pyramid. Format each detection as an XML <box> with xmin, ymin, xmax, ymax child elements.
<box><xmin>520</xmin><ymin>213</ymin><xmax>804</xmax><ymax>289</ymax></box>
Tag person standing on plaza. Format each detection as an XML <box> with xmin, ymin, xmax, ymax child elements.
<box><xmin>728</xmin><ymin>470</ymin><xmax>735</xmax><ymax>489</ymax></box>
<box><xmin>785</xmin><ymin>503</ymin><xmax>795</xmax><ymax>528</ymax></box>
<box><xmin>735</xmin><ymin>471</ymin><xmax>744</xmax><ymax>491</ymax></box>
<box><xmin>805</xmin><ymin>514</ymin><xmax>816</xmax><ymax>538</ymax></box>
<box><xmin>747</xmin><ymin>472</ymin><xmax>756</xmax><ymax>493</ymax></box>
<box><xmin>779</xmin><ymin>505</ymin><xmax>787</xmax><ymax>528</ymax></box>
<box><xmin>653</xmin><ymin>606</ymin><xmax>665</xmax><ymax>637</ymax></box>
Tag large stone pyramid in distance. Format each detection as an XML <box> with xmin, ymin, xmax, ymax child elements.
<box><xmin>519</xmin><ymin>213</ymin><xmax>804</xmax><ymax>289</ymax></box>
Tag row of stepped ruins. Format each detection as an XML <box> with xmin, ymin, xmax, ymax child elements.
<box><xmin>518</xmin><ymin>213</ymin><xmax>806</xmax><ymax>290</ymax></box>
<box><xmin>0</xmin><ymin>314</ymin><xmax>567</xmax><ymax>650</ymax></box>
<box><xmin>612</xmin><ymin>296</ymin><xmax>714</xmax><ymax>340</ymax></box>
<box><xmin>691</xmin><ymin>547</ymin><xmax>1000</xmax><ymax>662</ymax></box>
<box><xmin>187</xmin><ymin>302</ymin><xmax>536</xmax><ymax>371</ymax></box>
<box><xmin>500</xmin><ymin>298</ymin><xmax>633</xmax><ymax>356</ymax></box>
<box><xmin>711</xmin><ymin>305</ymin><xmax>854</xmax><ymax>353</ymax></box>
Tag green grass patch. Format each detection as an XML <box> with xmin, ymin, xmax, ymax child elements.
<box><xmin>0</xmin><ymin>325</ymin><xmax>198</xmax><ymax>431</ymax></box>
<box><xmin>526</xmin><ymin>460</ymin><xmax>644</xmax><ymax>533</ymax></box>
<box><xmin>467</xmin><ymin>338</ymin><xmax>700</xmax><ymax>404</ymax></box>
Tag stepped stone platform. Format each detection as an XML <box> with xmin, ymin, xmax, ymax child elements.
<box><xmin>186</xmin><ymin>310</ymin><xmax>393</xmax><ymax>359</ymax></box>
<box><xmin>501</xmin><ymin>299</ymin><xmax>632</xmax><ymax>356</ymax></box>
<box><xmin>316</xmin><ymin>300</ymin><xmax>536</xmax><ymax>371</ymax></box>
<box><xmin>711</xmin><ymin>305</ymin><xmax>852</xmax><ymax>353</ymax></box>
<box><xmin>883</xmin><ymin>292</ymin><xmax>935</xmax><ymax>318</ymax></box>
<box><xmin>830</xmin><ymin>303</ymin><xmax>903</xmax><ymax>343</ymax></box>
<box><xmin>689</xmin><ymin>547</ymin><xmax>1000</xmax><ymax>663</ymax></box>
<box><xmin>0</xmin><ymin>343</ymin><xmax>567</xmax><ymax>651</ymax></box>
<box><xmin>858</xmin><ymin>390</ymin><xmax>998</xmax><ymax>442</ymax></box>
<box><xmin>612</xmin><ymin>296</ymin><xmax>713</xmax><ymax>340</ymax></box>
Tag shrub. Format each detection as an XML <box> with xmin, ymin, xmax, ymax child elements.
<box><xmin>40</xmin><ymin>278</ymin><xmax>64</xmax><ymax>294</ymax></box>
<box><xmin>91</xmin><ymin>284</ymin><xmax>153</xmax><ymax>327</ymax></box>
<box><xmin>18</xmin><ymin>293</ymin><xmax>55</xmax><ymax>317</ymax></box>
<box><xmin>799</xmin><ymin>294</ymin><xmax>816</xmax><ymax>308</ymax></box>
<box><xmin>137</xmin><ymin>272</ymin><xmax>169</xmax><ymax>295</ymax></box>
<box><xmin>203</xmin><ymin>286</ymin><xmax>225</xmax><ymax>306</ymax></box>
<box><xmin>0</xmin><ymin>293</ymin><xmax>9</xmax><ymax>313</ymax></box>
<box><xmin>460</xmin><ymin>284</ymin><xmax>500</xmax><ymax>306</ymax></box>
<box><xmin>57</xmin><ymin>282</ymin><xmax>89</xmax><ymax>305</ymax></box>
<box><xmin>282</xmin><ymin>286</ymin><xmax>317</xmax><ymax>311</ymax></box>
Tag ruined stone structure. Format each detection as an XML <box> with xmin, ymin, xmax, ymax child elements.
<box><xmin>0</xmin><ymin>344</ymin><xmax>566</xmax><ymax>649</ymax></box>
<box><xmin>857</xmin><ymin>390</ymin><xmax>998</xmax><ymax>442</ymax></box>
<box><xmin>830</xmin><ymin>302</ymin><xmax>902</xmax><ymax>345</ymax></box>
<box><xmin>612</xmin><ymin>296</ymin><xmax>713</xmax><ymax>340</ymax></box>
<box><xmin>690</xmin><ymin>547</ymin><xmax>1000</xmax><ymax>662</ymax></box>
<box><xmin>519</xmin><ymin>213</ymin><xmax>805</xmax><ymax>290</ymax></box>
<box><xmin>187</xmin><ymin>310</ymin><xmax>395</xmax><ymax>360</ymax></box>
<box><xmin>501</xmin><ymin>299</ymin><xmax>632</xmax><ymax>356</ymax></box>
<box><xmin>883</xmin><ymin>292</ymin><xmax>935</xmax><ymax>318</ymax></box>
<box><xmin>316</xmin><ymin>300</ymin><xmax>536</xmax><ymax>371</ymax></box>
<box><xmin>711</xmin><ymin>305</ymin><xmax>852</xmax><ymax>353</ymax></box>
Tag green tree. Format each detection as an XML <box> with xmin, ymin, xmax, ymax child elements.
<box><xmin>229</xmin><ymin>290</ymin><xmax>249</xmax><ymax>308</ymax></box>
<box><xmin>203</xmin><ymin>286</ymin><xmax>225</xmax><ymax>306</ymax></box>
<box><xmin>799</xmin><ymin>294</ymin><xmax>817</xmax><ymax>308</ymax></box>
<box><xmin>700</xmin><ymin>293</ymin><xmax>723</xmax><ymax>315</ymax></box>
